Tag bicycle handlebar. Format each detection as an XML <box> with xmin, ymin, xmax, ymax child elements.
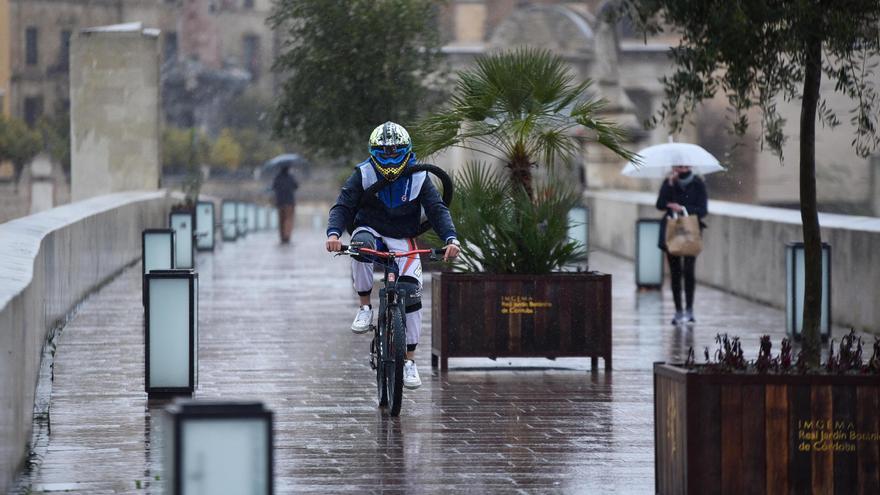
<box><xmin>338</xmin><ymin>244</ymin><xmax>447</xmax><ymax>259</ymax></box>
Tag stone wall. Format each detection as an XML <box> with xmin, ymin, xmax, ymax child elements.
<box><xmin>70</xmin><ymin>25</ymin><xmax>160</xmax><ymax>202</ymax></box>
<box><xmin>585</xmin><ymin>189</ymin><xmax>880</xmax><ymax>334</ymax></box>
<box><xmin>0</xmin><ymin>191</ymin><xmax>172</xmax><ymax>491</ymax></box>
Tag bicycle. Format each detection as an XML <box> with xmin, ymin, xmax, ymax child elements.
<box><xmin>336</xmin><ymin>243</ymin><xmax>447</xmax><ymax>416</ymax></box>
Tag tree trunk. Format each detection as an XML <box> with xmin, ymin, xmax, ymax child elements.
<box><xmin>799</xmin><ymin>36</ymin><xmax>823</xmax><ymax>367</ymax></box>
<box><xmin>508</xmin><ymin>150</ymin><xmax>534</xmax><ymax>199</ymax></box>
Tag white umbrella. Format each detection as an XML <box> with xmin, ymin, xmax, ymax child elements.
<box><xmin>621</xmin><ymin>142</ymin><xmax>725</xmax><ymax>178</ymax></box>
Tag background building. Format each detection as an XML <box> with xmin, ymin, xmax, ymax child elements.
<box><xmin>0</xmin><ymin>0</ymin><xmax>10</xmax><ymax>116</ymax></box>
<box><xmin>7</xmin><ymin>0</ymin><xmax>277</xmax><ymax>131</ymax></box>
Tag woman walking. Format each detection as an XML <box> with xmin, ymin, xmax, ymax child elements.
<box><xmin>656</xmin><ymin>165</ymin><xmax>708</xmax><ymax>325</ymax></box>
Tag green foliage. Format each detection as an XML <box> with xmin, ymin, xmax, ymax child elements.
<box><xmin>413</xmin><ymin>47</ymin><xmax>635</xmax><ymax>196</ymax></box>
<box><xmin>269</xmin><ymin>0</ymin><xmax>444</xmax><ymax>160</ymax></box>
<box><xmin>209</xmin><ymin>129</ymin><xmax>243</xmax><ymax>170</ymax></box>
<box><xmin>424</xmin><ymin>162</ymin><xmax>585</xmax><ymax>274</ymax></box>
<box><xmin>233</xmin><ymin>128</ymin><xmax>284</xmax><ymax>169</ymax></box>
<box><xmin>0</xmin><ymin>114</ymin><xmax>42</xmax><ymax>186</ymax></box>
<box><xmin>620</xmin><ymin>0</ymin><xmax>880</xmax><ymax>366</ymax></box>
<box><xmin>37</xmin><ymin>109</ymin><xmax>70</xmax><ymax>177</ymax></box>
<box><xmin>162</xmin><ymin>127</ymin><xmax>207</xmax><ymax>171</ymax></box>
<box><xmin>620</xmin><ymin>0</ymin><xmax>880</xmax><ymax>159</ymax></box>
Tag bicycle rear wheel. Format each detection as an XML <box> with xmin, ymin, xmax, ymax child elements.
<box><xmin>385</xmin><ymin>306</ymin><xmax>406</xmax><ymax>416</ymax></box>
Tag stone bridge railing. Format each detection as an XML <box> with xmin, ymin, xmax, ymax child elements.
<box><xmin>0</xmin><ymin>191</ymin><xmax>173</xmax><ymax>491</ymax></box>
<box><xmin>585</xmin><ymin>190</ymin><xmax>880</xmax><ymax>335</ymax></box>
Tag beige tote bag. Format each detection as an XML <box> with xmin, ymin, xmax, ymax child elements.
<box><xmin>665</xmin><ymin>208</ymin><xmax>703</xmax><ymax>256</ymax></box>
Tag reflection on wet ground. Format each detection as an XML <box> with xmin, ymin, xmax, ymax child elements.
<box><xmin>13</xmin><ymin>205</ymin><xmax>831</xmax><ymax>494</ymax></box>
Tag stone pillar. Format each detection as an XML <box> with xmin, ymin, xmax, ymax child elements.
<box><xmin>29</xmin><ymin>154</ymin><xmax>54</xmax><ymax>214</ymax></box>
<box><xmin>70</xmin><ymin>23</ymin><xmax>161</xmax><ymax>202</ymax></box>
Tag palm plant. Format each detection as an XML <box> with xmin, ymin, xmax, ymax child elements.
<box><xmin>413</xmin><ymin>47</ymin><xmax>635</xmax><ymax>198</ymax></box>
<box><xmin>414</xmin><ymin>48</ymin><xmax>635</xmax><ymax>273</ymax></box>
<box><xmin>423</xmin><ymin>162</ymin><xmax>584</xmax><ymax>273</ymax></box>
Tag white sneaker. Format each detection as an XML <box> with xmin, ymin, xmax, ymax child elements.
<box><xmin>351</xmin><ymin>305</ymin><xmax>373</xmax><ymax>334</ymax></box>
<box><xmin>403</xmin><ymin>360</ymin><xmax>421</xmax><ymax>389</ymax></box>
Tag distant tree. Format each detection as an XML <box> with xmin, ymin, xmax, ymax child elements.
<box><xmin>37</xmin><ymin>107</ymin><xmax>71</xmax><ymax>178</ymax></box>
<box><xmin>209</xmin><ymin>129</ymin><xmax>243</xmax><ymax>170</ymax></box>
<box><xmin>162</xmin><ymin>127</ymin><xmax>209</xmax><ymax>172</ymax></box>
<box><xmin>234</xmin><ymin>128</ymin><xmax>284</xmax><ymax>169</ymax></box>
<box><xmin>220</xmin><ymin>91</ymin><xmax>274</xmax><ymax>132</ymax></box>
<box><xmin>621</xmin><ymin>0</ymin><xmax>880</xmax><ymax>365</ymax></box>
<box><xmin>269</xmin><ymin>0</ymin><xmax>443</xmax><ymax>160</ymax></box>
<box><xmin>0</xmin><ymin>115</ymin><xmax>42</xmax><ymax>190</ymax></box>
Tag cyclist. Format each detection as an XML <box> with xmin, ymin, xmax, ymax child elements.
<box><xmin>325</xmin><ymin>122</ymin><xmax>460</xmax><ymax>389</ymax></box>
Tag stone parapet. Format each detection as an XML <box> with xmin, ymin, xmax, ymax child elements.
<box><xmin>0</xmin><ymin>191</ymin><xmax>172</xmax><ymax>491</ymax></box>
<box><xmin>584</xmin><ymin>189</ymin><xmax>880</xmax><ymax>334</ymax></box>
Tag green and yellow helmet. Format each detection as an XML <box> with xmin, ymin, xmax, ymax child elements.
<box><xmin>369</xmin><ymin>121</ymin><xmax>413</xmax><ymax>181</ymax></box>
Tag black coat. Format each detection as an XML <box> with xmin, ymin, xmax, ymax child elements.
<box><xmin>655</xmin><ymin>176</ymin><xmax>708</xmax><ymax>252</ymax></box>
<box><xmin>272</xmin><ymin>171</ymin><xmax>299</xmax><ymax>206</ymax></box>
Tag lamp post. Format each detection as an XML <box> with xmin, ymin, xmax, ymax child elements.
<box><xmin>221</xmin><ymin>200</ymin><xmax>237</xmax><ymax>242</ymax></box>
<box><xmin>236</xmin><ymin>202</ymin><xmax>248</xmax><ymax>238</ymax></box>
<box><xmin>164</xmin><ymin>400</ymin><xmax>274</xmax><ymax>495</ymax></box>
<box><xmin>195</xmin><ymin>201</ymin><xmax>215</xmax><ymax>252</ymax></box>
<box><xmin>786</xmin><ymin>242</ymin><xmax>831</xmax><ymax>342</ymax></box>
<box><xmin>170</xmin><ymin>211</ymin><xmax>195</xmax><ymax>269</ymax></box>
<box><xmin>142</xmin><ymin>229</ymin><xmax>175</xmax><ymax>306</ymax></box>
<box><xmin>567</xmin><ymin>205</ymin><xmax>590</xmax><ymax>261</ymax></box>
<box><xmin>635</xmin><ymin>219</ymin><xmax>664</xmax><ymax>289</ymax></box>
<box><xmin>145</xmin><ymin>269</ymin><xmax>198</xmax><ymax>395</ymax></box>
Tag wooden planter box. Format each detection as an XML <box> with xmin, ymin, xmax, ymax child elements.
<box><xmin>430</xmin><ymin>272</ymin><xmax>612</xmax><ymax>371</ymax></box>
<box><xmin>654</xmin><ymin>362</ymin><xmax>880</xmax><ymax>495</ymax></box>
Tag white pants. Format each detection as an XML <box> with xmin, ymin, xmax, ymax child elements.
<box><xmin>350</xmin><ymin>226</ymin><xmax>422</xmax><ymax>346</ymax></box>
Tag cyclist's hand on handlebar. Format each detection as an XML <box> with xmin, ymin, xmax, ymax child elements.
<box><xmin>443</xmin><ymin>242</ymin><xmax>460</xmax><ymax>261</ymax></box>
<box><xmin>326</xmin><ymin>235</ymin><xmax>342</xmax><ymax>252</ymax></box>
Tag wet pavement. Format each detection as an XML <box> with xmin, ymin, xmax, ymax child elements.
<box><xmin>12</xmin><ymin>202</ymin><xmax>842</xmax><ymax>494</ymax></box>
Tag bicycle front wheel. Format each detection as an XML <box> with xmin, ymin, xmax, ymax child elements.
<box><xmin>385</xmin><ymin>306</ymin><xmax>406</xmax><ymax>416</ymax></box>
<box><xmin>374</xmin><ymin>329</ymin><xmax>388</xmax><ymax>407</ymax></box>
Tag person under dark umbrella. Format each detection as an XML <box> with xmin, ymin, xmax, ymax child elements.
<box><xmin>272</xmin><ymin>164</ymin><xmax>299</xmax><ymax>244</ymax></box>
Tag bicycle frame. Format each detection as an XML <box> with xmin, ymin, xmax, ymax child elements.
<box><xmin>336</xmin><ymin>243</ymin><xmax>444</xmax><ymax>415</ymax></box>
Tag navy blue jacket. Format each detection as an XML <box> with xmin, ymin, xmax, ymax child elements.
<box><xmin>655</xmin><ymin>176</ymin><xmax>708</xmax><ymax>252</ymax></box>
<box><xmin>327</xmin><ymin>159</ymin><xmax>457</xmax><ymax>242</ymax></box>
<box><xmin>272</xmin><ymin>171</ymin><xmax>298</xmax><ymax>206</ymax></box>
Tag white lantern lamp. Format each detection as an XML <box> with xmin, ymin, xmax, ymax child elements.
<box><xmin>786</xmin><ymin>242</ymin><xmax>831</xmax><ymax>342</ymax></box>
<box><xmin>636</xmin><ymin>219</ymin><xmax>664</xmax><ymax>289</ymax></box>
<box><xmin>258</xmin><ymin>207</ymin><xmax>269</xmax><ymax>231</ymax></box>
<box><xmin>164</xmin><ymin>400</ymin><xmax>274</xmax><ymax>495</ymax></box>
<box><xmin>269</xmin><ymin>208</ymin><xmax>279</xmax><ymax>230</ymax></box>
<box><xmin>236</xmin><ymin>202</ymin><xmax>248</xmax><ymax>238</ymax></box>
<box><xmin>195</xmin><ymin>201</ymin><xmax>215</xmax><ymax>251</ymax></box>
<box><xmin>145</xmin><ymin>269</ymin><xmax>198</xmax><ymax>395</ymax></box>
<box><xmin>142</xmin><ymin>228</ymin><xmax>175</xmax><ymax>306</ymax></box>
<box><xmin>567</xmin><ymin>205</ymin><xmax>590</xmax><ymax>261</ymax></box>
<box><xmin>221</xmin><ymin>200</ymin><xmax>238</xmax><ymax>242</ymax></box>
<box><xmin>247</xmin><ymin>204</ymin><xmax>257</xmax><ymax>233</ymax></box>
<box><xmin>169</xmin><ymin>211</ymin><xmax>195</xmax><ymax>269</ymax></box>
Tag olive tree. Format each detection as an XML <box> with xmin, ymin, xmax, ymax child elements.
<box><xmin>269</xmin><ymin>0</ymin><xmax>444</xmax><ymax>160</ymax></box>
<box><xmin>621</xmin><ymin>0</ymin><xmax>880</xmax><ymax>365</ymax></box>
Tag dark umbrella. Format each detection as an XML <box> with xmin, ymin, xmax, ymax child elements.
<box><xmin>260</xmin><ymin>153</ymin><xmax>310</xmax><ymax>179</ymax></box>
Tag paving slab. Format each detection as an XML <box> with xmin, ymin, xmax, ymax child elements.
<box><xmin>12</xmin><ymin>203</ymin><xmax>843</xmax><ymax>494</ymax></box>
